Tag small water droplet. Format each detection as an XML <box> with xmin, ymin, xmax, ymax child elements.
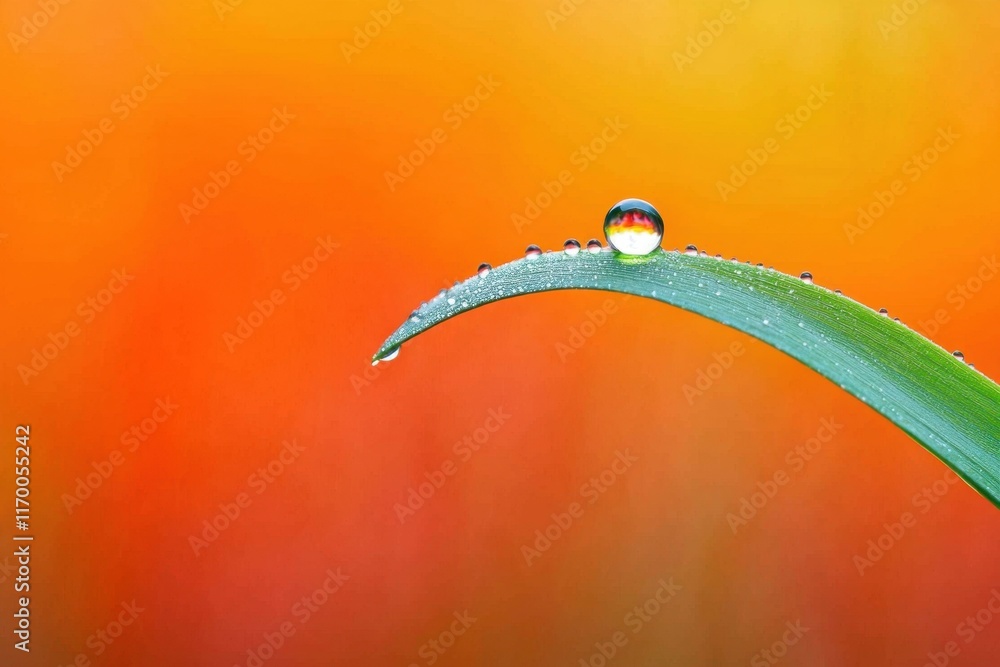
<box><xmin>525</xmin><ymin>244</ymin><xmax>541</xmax><ymax>259</ymax></box>
<box><xmin>684</xmin><ymin>244</ymin><xmax>698</xmax><ymax>256</ymax></box>
<box><xmin>878</xmin><ymin>308</ymin><xmax>889</xmax><ymax>316</ymax></box>
<box><xmin>478</xmin><ymin>263</ymin><xmax>491</xmax><ymax>277</ymax></box>
<box><xmin>603</xmin><ymin>198</ymin><xmax>664</xmax><ymax>256</ymax></box>
<box><xmin>700</xmin><ymin>251</ymin><xmax>709</xmax><ymax>258</ymax></box>
<box><xmin>586</xmin><ymin>239</ymin><xmax>602</xmax><ymax>253</ymax></box>
<box><xmin>763</xmin><ymin>319</ymin><xmax>770</xmax><ymax>325</ymax></box>
<box><xmin>800</xmin><ymin>272</ymin><xmax>813</xmax><ymax>284</ymax></box>
<box><xmin>953</xmin><ymin>350</ymin><xmax>965</xmax><ymax>362</ymax></box>
<box><xmin>715</xmin><ymin>254</ymin><xmax>723</xmax><ymax>260</ymax></box>
<box><xmin>834</xmin><ymin>289</ymin><xmax>842</xmax><ymax>295</ymax></box>
<box><xmin>756</xmin><ymin>263</ymin><xmax>764</xmax><ymax>269</ymax></box>
<box><xmin>563</xmin><ymin>238</ymin><xmax>581</xmax><ymax>256</ymax></box>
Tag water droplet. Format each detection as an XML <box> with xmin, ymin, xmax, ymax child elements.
<box><xmin>700</xmin><ymin>251</ymin><xmax>709</xmax><ymax>258</ymax></box>
<box><xmin>684</xmin><ymin>244</ymin><xmax>698</xmax><ymax>256</ymax></box>
<box><xmin>525</xmin><ymin>244</ymin><xmax>541</xmax><ymax>259</ymax></box>
<box><xmin>603</xmin><ymin>198</ymin><xmax>664</xmax><ymax>256</ymax></box>
<box><xmin>477</xmin><ymin>263</ymin><xmax>491</xmax><ymax>277</ymax></box>
<box><xmin>563</xmin><ymin>238</ymin><xmax>581</xmax><ymax>256</ymax></box>
<box><xmin>800</xmin><ymin>272</ymin><xmax>813</xmax><ymax>284</ymax></box>
<box><xmin>834</xmin><ymin>289</ymin><xmax>842</xmax><ymax>295</ymax></box>
<box><xmin>878</xmin><ymin>308</ymin><xmax>889</xmax><ymax>316</ymax></box>
<box><xmin>373</xmin><ymin>346</ymin><xmax>400</xmax><ymax>365</ymax></box>
<box><xmin>763</xmin><ymin>319</ymin><xmax>770</xmax><ymax>325</ymax></box>
<box><xmin>715</xmin><ymin>254</ymin><xmax>723</xmax><ymax>260</ymax></box>
<box><xmin>953</xmin><ymin>350</ymin><xmax>965</xmax><ymax>362</ymax></box>
<box><xmin>586</xmin><ymin>239</ymin><xmax>602</xmax><ymax>253</ymax></box>
<box><xmin>447</xmin><ymin>297</ymin><xmax>456</xmax><ymax>305</ymax></box>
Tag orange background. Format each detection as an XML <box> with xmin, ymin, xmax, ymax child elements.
<box><xmin>1</xmin><ymin>0</ymin><xmax>999</xmax><ymax>665</ymax></box>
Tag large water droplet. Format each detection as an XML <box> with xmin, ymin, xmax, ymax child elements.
<box><xmin>525</xmin><ymin>244</ymin><xmax>541</xmax><ymax>259</ymax></box>
<box><xmin>603</xmin><ymin>198</ymin><xmax>664</xmax><ymax>256</ymax></box>
<box><xmin>800</xmin><ymin>272</ymin><xmax>813</xmax><ymax>284</ymax></box>
<box><xmin>586</xmin><ymin>239</ymin><xmax>602</xmax><ymax>253</ymax></box>
<box><xmin>477</xmin><ymin>263</ymin><xmax>491</xmax><ymax>277</ymax></box>
<box><xmin>563</xmin><ymin>239</ymin><xmax>581</xmax><ymax>256</ymax></box>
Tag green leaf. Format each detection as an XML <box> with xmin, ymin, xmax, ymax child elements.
<box><xmin>373</xmin><ymin>249</ymin><xmax>1000</xmax><ymax>508</ymax></box>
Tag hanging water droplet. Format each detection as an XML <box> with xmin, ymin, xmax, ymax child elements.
<box><xmin>603</xmin><ymin>198</ymin><xmax>664</xmax><ymax>256</ymax></box>
<box><xmin>684</xmin><ymin>244</ymin><xmax>698</xmax><ymax>256</ymax></box>
<box><xmin>525</xmin><ymin>244</ymin><xmax>542</xmax><ymax>259</ymax></box>
<box><xmin>383</xmin><ymin>346</ymin><xmax>400</xmax><ymax>361</ymax></box>
<box><xmin>563</xmin><ymin>238</ymin><xmax>581</xmax><ymax>256</ymax></box>
<box><xmin>586</xmin><ymin>239</ymin><xmax>602</xmax><ymax>253</ymax></box>
<box><xmin>878</xmin><ymin>308</ymin><xmax>889</xmax><ymax>316</ymax></box>
<box><xmin>800</xmin><ymin>272</ymin><xmax>813</xmax><ymax>284</ymax></box>
<box><xmin>477</xmin><ymin>263</ymin><xmax>492</xmax><ymax>277</ymax></box>
<box><xmin>953</xmin><ymin>350</ymin><xmax>965</xmax><ymax>362</ymax></box>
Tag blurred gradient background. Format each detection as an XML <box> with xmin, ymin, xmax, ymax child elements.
<box><xmin>1</xmin><ymin>0</ymin><xmax>999</xmax><ymax>665</ymax></box>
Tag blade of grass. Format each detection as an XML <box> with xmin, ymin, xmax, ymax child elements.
<box><xmin>373</xmin><ymin>249</ymin><xmax>1000</xmax><ymax>508</ymax></box>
